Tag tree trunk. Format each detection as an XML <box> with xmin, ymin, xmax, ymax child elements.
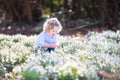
<box><xmin>22</xmin><ymin>0</ymin><xmax>32</xmax><ymax>22</ymax></box>
<box><xmin>3</xmin><ymin>0</ymin><xmax>21</xmax><ymax>21</ymax></box>
<box><xmin>33</xmin><ymin>3</ymin><xmax>43</xmax><ymax>20</ymax></box>
<box><xmin>99</xmin><ymin>0</ymin><xmax>109</xmax><ymax>21</ymax></box>
<box><xmin>64</xmin><ymin>0</ymin><xmax>68</xmax><ymax>9</ymax></box>
<box><xmin>72</xmin><ymin>0</ymin><xmax>81</xmax><ymax>19</ymax></box>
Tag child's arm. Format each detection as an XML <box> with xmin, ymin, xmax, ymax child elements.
<box><xmin>43</xmin><ymin>43</ymin><xmax>60</xmax><ymax>48</ymax></box>
<box><xmin>35</xmin><ymin>32</ymin><xmax>46</xmax><ymax>48</ymax></box>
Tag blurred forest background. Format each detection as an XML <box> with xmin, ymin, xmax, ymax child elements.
<box><xmin>0</xmin><ymin>0</ymin><xmax>120</xmax><ymax>36</ymax></box>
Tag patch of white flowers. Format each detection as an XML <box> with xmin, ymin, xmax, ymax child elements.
<box><xmin>0</xmin><ymin>30</ymin><xmax>120</xmax><ymax>80</ymax></box>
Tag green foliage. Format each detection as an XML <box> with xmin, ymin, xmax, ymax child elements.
<box><xmin>59</xmin><ymin>66</ymin><xmax>78</xmax><ymax>80</ymax></box>
<box><xmin>21</xmin><ymin>68</ymin><xmax>41</xmax><ymax>80</ymax></box>
<box><xmin>0</xmin><ymin>63</ymin><xmax>6</xmax><ymax>78</ymax></box>
<box><xmin>78</xmin><ymin>76</ymin><xmax>88</xmax><ymax>80</ymax></box>
<box><xmin>43</xmin><ymin>8</ymin><xmax>51</xmax><ymax>15</ymax></box>
<box><xmin>53</xmin><ymin>0</ymin><xmax>60</xmax><ymax>6</ymax></box>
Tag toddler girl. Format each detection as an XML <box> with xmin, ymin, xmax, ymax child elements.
<box><xmin>35</xmin><ymin>18</ymin><xmax>62</xmax><ymax>52</ymax></box>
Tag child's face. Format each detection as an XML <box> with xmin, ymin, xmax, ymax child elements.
<box><xmin>48</xmin><ymin>26</ymin><xmax>59</xmax><ymax>37</ymax></box>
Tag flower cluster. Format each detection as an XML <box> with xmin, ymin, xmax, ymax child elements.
<box><xmin>0</xmin><ymin>30</ymin><xmax>120</xmax><ymax>80</ymax></box>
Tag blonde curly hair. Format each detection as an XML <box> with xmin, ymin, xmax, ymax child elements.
<box><xmin>43</xmin><ymin>18</ymin><xmax>62</xmax><ymax>33</ymax></box>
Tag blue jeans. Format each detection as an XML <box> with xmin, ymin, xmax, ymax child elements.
<box><xmin>46</xmin><ymin>48</ymin><xmax>55</xmax><ymax>52</ymax></box>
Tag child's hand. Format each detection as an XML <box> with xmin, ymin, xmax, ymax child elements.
<box><xmin>50</xmin><ymin>44</ymin><xmax>60</xmax><ymax>48</ymax></box>
<box><xmin>44</xmin><ymin>43</ymin><xmax>61</xmax><ymax>48</ymax></box>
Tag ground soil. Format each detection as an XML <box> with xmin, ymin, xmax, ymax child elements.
<box><xmin>0</xmin><ymin>21</ymin><xmax>120</xmax><ymax>36</ymax></box>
